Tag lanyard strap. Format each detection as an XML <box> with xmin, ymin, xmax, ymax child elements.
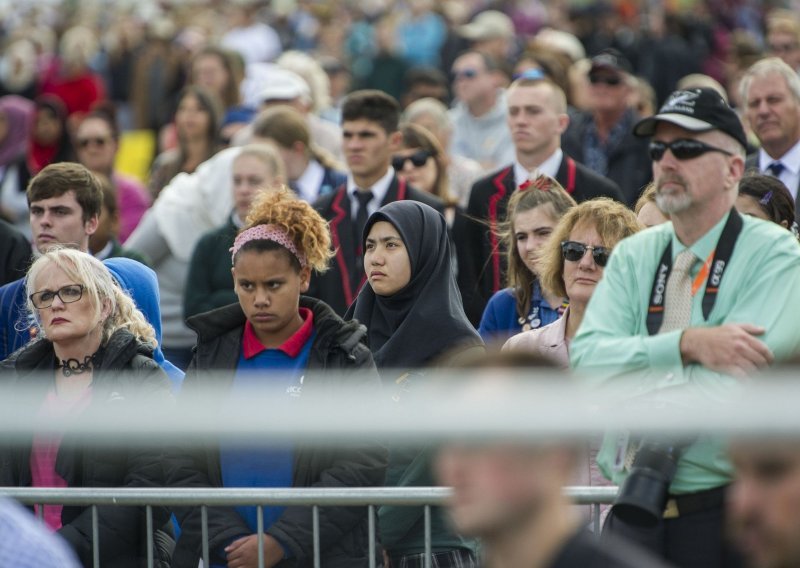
<box><xmin>646</xmin><ymin>209</ymin><xmax>743</xmax><ymax>336</ymax></box>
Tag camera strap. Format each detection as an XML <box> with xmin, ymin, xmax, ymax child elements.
<box><xmin>646</xmin><ymin>209</ymin><xmax>742</xmax><ymax>336</ymax></box>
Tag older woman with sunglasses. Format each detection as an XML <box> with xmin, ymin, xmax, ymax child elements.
<box><xmin>504</xmin><ymin>198</ymin><xmax>641</xmax><ymax>365</ymax></box>
<box><xmin>0</xmin><ymin>247</ymin><xmax>172</xmax><ymax>566</ymax></box>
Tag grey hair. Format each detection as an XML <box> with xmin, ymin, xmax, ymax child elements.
<box><xmin>739</xmin><ymin>57</ymin><xmax>800</xmax><ymax>105</ymax></box>
<box><xmin>402</xmin><ymin>97</ymin><xmax>452</xmax><ymax>133</ymax></box>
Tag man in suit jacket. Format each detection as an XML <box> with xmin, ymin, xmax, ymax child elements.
<box><xmin>741</xmin><ymin>57</ymin><xmax>800</xmax><ymax>223</ymax></box>
<box><xmin>461</xmin><ymin>73</ymin><xmax>625</xmax><ymax>324</ymax></box>
<box><xmin>561</xmin><ymin>49</ymin><xmax>651</xmax><ymax>205</ymax></box>
<box><xmin>310</xmin><ymin>90</ymin><xmax>443</xmax><ymax>315</ymax></box>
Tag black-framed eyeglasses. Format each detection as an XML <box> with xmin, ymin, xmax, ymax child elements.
<box><xmin>588</xmin><ymin>74</ymin><xmax>622</xmax><ymax>86</ymax></box>
<box><xmin>649</xmin><ymin>139</ymin><xmax>733</xmax><ymax>162</ymax></box>
<box><xmin>29</xmin><ymin>284</ymin><xmax>85</xmax><ymax>309</ymax></box>
<box><xmin>77</xmin><ymin>137</ymin><xmax>110</xmax><ymax>149</ymax></box>
<box><xmin>392</xmin><ymin>150</ymin><xmax>433</xmax><ymax>170</ymax></box>
<box><xmin>561</xmin><ymin>241</ymin><xmax>611</xmax><ymax>267</ymax></box>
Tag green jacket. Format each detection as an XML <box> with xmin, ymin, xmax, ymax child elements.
<box><xmin>184</xmin><ymin>216</ymin><xmax>238</xmax><ymax>319</ymax></box>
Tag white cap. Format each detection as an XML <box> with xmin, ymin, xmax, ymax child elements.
<box><xmin>458</xmin><ymin>10</ymin><xmax>514</xmax><ymax>41</ymax></box>
<box><xmin>258</xmin><ymin>68</ymin><xmax>311</xmax><ymax>104</ymax></box>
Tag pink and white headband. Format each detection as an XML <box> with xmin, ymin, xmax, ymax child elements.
<box><xmin>230</xmin><ymin>224</ymin><xmax>307</xmax><ymax>268</ymax></box>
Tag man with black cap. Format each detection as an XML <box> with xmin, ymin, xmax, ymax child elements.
<box><xmin>571</xmin><ymin>88</ymin><xmax>800</xmax><ymax>567</ymax></box>
<box><xmin>561</xmin><ymin>49</ymin><xmax>652</xmax><ymax>205</ymax></box>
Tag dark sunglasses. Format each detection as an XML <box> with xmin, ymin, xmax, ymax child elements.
<box><xmin>452</xmin><ymin>68</ymin><xmax>479</xmax><ymax>81</ymax></box>
<box><xmin>77</xmin><ymin>136</ymin><xmax>110</xmax><ymax>149</ymax></box>
<box><xmin>392</xmin><ymin>150</ymin><xmax>433</xmax><ymax>170</ymax></box>
<box><xmin>561</xmin><ymin>241</ymin><xmax>611</xmax><ymax>267</ymax></box>
<box><xmin>649</xmin><ymin>139</ymin><xmax>733</xmax><ymax>162</ymax></box>
<box><xmin>588</xmin><ymin>74</ymin><xmax>622</xmax><ymax>86</ymax></box>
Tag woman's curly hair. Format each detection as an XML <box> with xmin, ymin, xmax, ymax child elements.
<box><xmin>241</xmin><ymin>186</ymin><xmax>334</xmax><ymax>273</ymax></box>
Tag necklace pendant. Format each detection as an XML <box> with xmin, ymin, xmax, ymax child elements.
<box><xmin>530</xmin><ymin>318</ymin><xmax>541</xmax><ymax>329</ymax></box>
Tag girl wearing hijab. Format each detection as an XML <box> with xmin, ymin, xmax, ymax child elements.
<box><xmin>103</xmin><ymin>257</ymin><xmax>184</xmax><ymax>391</ymax></box>
<box><xmin>348</xmin><ymin>200</ymin><xmax>483</xmax><ymax>568</ymax></box>
<box><xmin>0</xmin><ymin>95</ymin><xmax>34</xmax><ymax>232</ymax></box>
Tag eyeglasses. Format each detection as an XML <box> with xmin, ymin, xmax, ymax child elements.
<box><xmin>392</xmin><ymin>150</ymin><xmax>433</xmax><ymax>170</ymax></box>
<box><xmin>769</xmin><ymin>42</ymin><xmax>799</xmax><ymax>53</ymax></box>
<box><xmin>649</xmin><ymin>139</ymin><xmax>733</xmax><ymax>162</ymax></box>
<box><xmin>452</xmin><ymin>68</ymin><xmax>479</xmax><ymax>81</ymax></box>
<box><xmin>588</xmin><ymin>74</ymin><xmax>622</xmax><ymax>86</ymax></box>
<box><xmin>29</xmin><ymin>284</ymin><xmax>85</xmax><ymax>309</ymax></box>
<box><xmin>77</xmin><ymin>137</ymin><xmax>110</xmax><ymax>149</ymax></box>
<box><xmin>512</xmin><ymin>68</ymin><xmax>546</xmax><ymax>81</ymax></box>
<box><xmin>561</xmin><ymin>241</ymin><xmax>611</xmax><ymax>267</ymax></box>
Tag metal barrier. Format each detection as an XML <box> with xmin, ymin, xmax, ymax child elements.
<box><xmin>0</xmin><ymin>486</ymin><xmax>618</xmax><ymax>568</ymax></box>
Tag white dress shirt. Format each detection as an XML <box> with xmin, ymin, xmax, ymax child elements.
<box><xmin>513</xmin><ymin>148</ymin><xmax>564</xmax><ymax>188</ymax></box>
<box><xmin>346</xmin><ymin>167</ymin><xmax>395</xmax><ymax>219</ymax></box>
<box><xmin>758</xmin><ymin>140</ymin><xmax>800</xmax><ymax>201</ymax></box>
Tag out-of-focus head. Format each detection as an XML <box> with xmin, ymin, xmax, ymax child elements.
<box><xmin>740</xmin><ymin>57</ymin><xmax>800</xmax><ymax>159</ymax></box>
<box><xmin>457</xmin><ymin>10</ymin><xmax>515</xmax><ymax>61</ymax></box>
<box><xmin>394</xmin><ymin>123</ymin><xmax>450</xmax><ymax>203</ymax></box>
<box><xmin>174</xmin><ymin>85</ymin><xmax>223</xmax><ymax>147</ymax></box>
<box><xmin>26</xmin><ymin>247</ymin><xmax>155</xmax><ymax>347</ymax></box>
<box><xmin>258</xmin><ymin>67</ymin><xmax>312</xmax><ymax>112</ymax></box>
<box><xmin>766</xmin><ymin>10</ymin><xmax>800</xmax><ymax>71</ymax></box>
<box><xmin>587</xmin><ymin>49</ymin><xmax>634</xmax><ymax>115</ymax></box>
<box><xmin>677</xmin><ymin>74</ymin><xmax>729</xmax><ymax>103</ymax></box>
<box><xmin>75</xmin><ymin>108</ymin><xmax>119</xmax><ymax>174</ymax></box>
<box><xmin>88</xmin><ymin>174</ymin><xmax>120</xmax><ymax>254</ymax></box>
<box><xmin>59</xmin><ymin>26</ymin><xmax>99</xmax><ymax>70</ymax></box>
<box><xmin>729</xmin><ymin>439</ymin><xmax>800</xmax><ymax>568</ymax></box>
<box><xmin>231</xmin><ymin>143</ymin><xmax>286</xmax><ymax>220</ymax></box>
<box><xmin>276</xmin><ymin>51</ymin><xmax>332</xmax><ymax>114</ymax></box>
<box><xmin>634</xmin><ymin>183</ymin><xmax>669</xmax><ymax>228</ymax></box>
<box><xmin>32</xmin><ymin>95</ymin><xmax>68</xmax><ymax>146</ymax></box>
<box><xmin>191</xmin><ymin>46</ymin><xmax>242</xmax><ymax>109</ymax></box>
<box><xmin>539</xmin><ymin>198</ymin><xmax>641</xmax><ymax>306</ymax></box>
<box><xmin>736</xmin><ymin>172</ymin><xmax>795</xmax><ymax>230</ymax></box>
<box><xmin>27</xmin><ymin>162</ymin><xmax>103</xmax><ymax>253</ymax></box>
<box><xmin>451</xmin><ymin>50</ymin><xmax>501</xmax><ymax>107</ymax></box>
<box><xmin>435</xmin><ymin>349</ymin><xmax>576</xmax><ymax>538</ymax></box>
<box><xmin>402</xmin><ymin>97</ymin><xmax>452</xmax><ymax>148</ymax></box>
<box><xmin>402</xmin><ymin>67</ymin><xmax>450</xmax><ymax>108</ymax></box>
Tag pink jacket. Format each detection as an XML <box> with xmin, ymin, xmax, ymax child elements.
<box><xmin>502</xmin><ymin>307</ymin><xmax>570</xmax><ymax>368</ymax></box>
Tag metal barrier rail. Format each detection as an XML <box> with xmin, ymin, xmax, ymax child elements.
<box><xmin>0</xmin><ymin>486</ymin><xmax>619</xmax><ymax>568</ymax></box>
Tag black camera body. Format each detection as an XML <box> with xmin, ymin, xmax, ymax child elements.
<box><xmin>612</xmin><ymin>440</ymin><xmax>688</xmax><ymax>527</ymax></box>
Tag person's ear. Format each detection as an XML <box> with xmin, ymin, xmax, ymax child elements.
<box><xmin>389</xmin><ymin>130</ymin><xmax>403</xmax><ymax>152</ymax></box>
<box><xmin>84</xmin><ymin>213</ymin><xmax>99</xmax><ymax>236</ymax></box>
<box><xmin>781</xmin><ymin>219</ymin><xmax>790</xmax><ymax>229</ymax></box>
<box><xmin>299</xmin><ymin>266</ymin><xmax>311</xmax><ymax>294</ymax></box>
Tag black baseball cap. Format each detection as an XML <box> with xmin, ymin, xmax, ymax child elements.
<box><xmin>589</xmin><ymin>48</ymin><xmax>633</xmax><ymax>76</ymax></box>
<box><xmin>634</xmin><ymin>87</ymin><xmax>747</xmax><ymax>150</ymax></box>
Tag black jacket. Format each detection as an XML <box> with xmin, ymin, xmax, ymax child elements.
<box><xmin>169</xmin><ymin>297</ymin><xmax>387</xmax><ymax>568</ymax></box>
<box><xmin>0</xmin><ymin>330</ymin><xmax>172</xmax><ymax>568</ymax></box>
<box><xmin>460</xmin><ymin>157</ymin><xmax>625</xmax><ymax>324</ymax></box>
<box><xmin>308</xmin><ymin>175</ymin><xmax>445</xmax><ymax>315</ymax></box>
<box><xmin>561</xmin><ymin>110</ymin><xmax>652</xmax><ymax>206</ymax></box>
<box><xmin>0</xmin><ymin>219</ymin><xmax>31</xmax><ymax>286</ymax></box>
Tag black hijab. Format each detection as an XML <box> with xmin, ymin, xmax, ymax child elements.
<box><xmin>347</xmin><ymin>200</ymin><xmax>483</xmax><ymax>370</ymax></box>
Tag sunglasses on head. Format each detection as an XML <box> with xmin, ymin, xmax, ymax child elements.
<box><xmin>648</xmin><ymin>139</ymin><xmax>733</xmax><ymax>162</ymax></box>
<box><xmin>588</xmin><ymin>74</ymin><xmax>622</xmax><ymax>86</ymax></box>
<box><xmin>77</xmin><ymin>136</ymin><xmax>110</xmax><ymax>149</ymax></box>
<box><xmin>392</xmin><ymin>150</ymin><xmax>433</xmax><ymax>170</ymax></box>
<box><xmin>452</xmin><ymin>68</ymin><xmax>479</xmax><ymax>81</ymax></box>
<box><xmin>561</xmin><ymin>241</ymin><xmax>611</xmax><ymax>267</ymax></box>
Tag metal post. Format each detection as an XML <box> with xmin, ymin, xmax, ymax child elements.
<box><xmin>146</xmin><ymin>505</ymin><xmax>154</xmax><ymax>568</ymax></box>
<box><xmin>312</xmin><ymin>505</ymin><xmax>321</xmax><ymax>568</ymax></box>
<box><xmin>202</xmin><ymin>505</ymin><xmax>210</xmax><ymax>568</ymax></box>
<box><xmin>257</xmin><ymin>505</ymin><xmax>264</xmax><ymax>568</ymax></box>
<box><xmin>368</xmin><ymin>505</ymin><xmax>376</xmax><ymax>568</ymax></box>
<box><xmin>36</xmin><ymin>504</ymin><xmax>43</xmax><ymax>522</ymax></box>
<box><xmin>92</xmin><ymin>505</ymin><xmax>100</xmax><ymax>568</ymax></box>
<box><xmin>592</xmin><ymin>504</ymin><xmax>601</xmax><ymax>537</ymax></box>
<box><xmin>423</xmin><ymin>506</ymin><xmax>432</xmax><ymax>568</ymax></box>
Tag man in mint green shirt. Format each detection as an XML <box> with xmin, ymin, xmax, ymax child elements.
<box><xmin>572</xmin><ymin>87</ymin><xmax>800</xmax><ymax>567</ymax></box>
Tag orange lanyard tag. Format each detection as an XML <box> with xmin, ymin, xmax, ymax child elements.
<box><xmin>690</xmin><ymin>251</ymin><xmax>715</xmax><ymax>296</ymax></box>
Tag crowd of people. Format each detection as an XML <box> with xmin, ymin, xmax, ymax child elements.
<box><xmin>5</xmin><ymin>1</ymin><xmax>800</xmax><ymax>567</ymax></box>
